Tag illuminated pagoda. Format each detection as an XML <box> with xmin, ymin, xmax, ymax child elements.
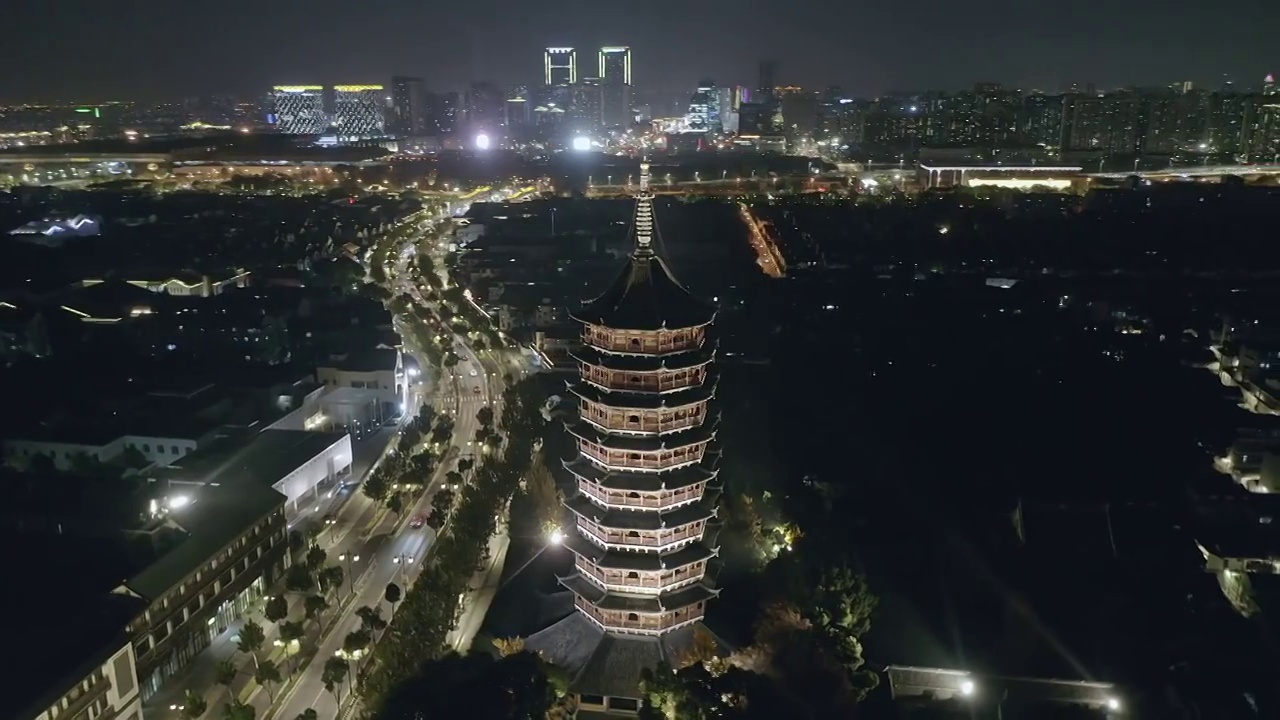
<box><xmin>527</xmin><ymin>161</ymin><xmax>724</xmax><ymax>714</ymax></box>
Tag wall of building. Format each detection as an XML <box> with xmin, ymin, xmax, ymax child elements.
<box><xmin>273</xmin><ymin>434</ymin><xmax>354</xmax><ymax>510</ymax></box>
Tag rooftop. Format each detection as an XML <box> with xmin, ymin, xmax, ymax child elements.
<box><xmin>571</xmin><ymin>251</ymin><xmax>716</xmax><ymax>331</ymax></box>
<box><xmin>563</xmin><ymin>451</ymin><xmax>720</xmax><ymax>492</ymax></box>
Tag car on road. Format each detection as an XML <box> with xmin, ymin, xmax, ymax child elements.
<box><xmin>473</xmin><ymin>386</ymin><xmax>482</xmax><ymax>394</ymax></box>
<box><xmin>469</xmin><ymin>369</ymin><xmax>478</xmax><ymax>377</ymax></box>
<box><xmin>409</xmin><ymin>515</ymin><xmax>426</xmax><ymax>529</ymax></box>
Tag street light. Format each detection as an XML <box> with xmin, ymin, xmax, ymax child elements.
<box><xmin>337</xmin><ymin>553</ymin><xmax>360</xmax><ymax>600</ymax></box>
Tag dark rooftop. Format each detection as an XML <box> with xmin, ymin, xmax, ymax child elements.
<box><xmin>570</xmin><ymin>251</ymin><xmax>716</xmax><ymax>332</ymax></box>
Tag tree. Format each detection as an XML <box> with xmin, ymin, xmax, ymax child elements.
<box><xmin>263</xmin><ymin>595</ymin><xmax>288</xmax><ymax>624</ymax></box>
<box><xmin>236</xmin><ymin>621</ymin><xmax>266</xmax><ymax>669</ymax></box>
<box><xmin>294</xmin><ymin>711</ymin><xmax>318</xmax><ymax>720</ymax></box>
<box><xmin>305</xmin><ymin>545</ymin><xmax>327</xmax><ymax>572</ymax></box>
<box><xmin>284</xmin><ymin>565</ymin><xmax>314</xmax><ymax>593</ymax></box>
<box><xmin>319</xmin><ymin>565</ymin><xmax>345</xmax><ymax>597</ymax></box>
<box><xmin>304</xmin><ymin>594</ymin><xmax>330</xmax><ymax>625</ymax></box>
<box><xmin>524</xmin><ymin>459</ymin><xmax>562</xmax><ymax>534</ymax></box>
<box><xmin>445</xmin><ymin>470</ymin><xmax>464</xmax><ymax>489</ymax></box>
<box><xmin>279</xmin><ymin>620</ymin><xmax>305</xmax><ymax>674</ymax></box>
<box><xmin>221</xmin><ymin>700</ymin><xmax>255</xmax><ymax>720</ymax></box>
<box><xmin>288</xmin><ymin>530</ymin><xmax>306</xmax><ymax>555</ymax></box>
<box><xmin>321</xmin><ymin>656</ymin><xmax>350</xmax><ymax>704</ymax></box>
<box><xmin>457</xmin><ymin>457</ymin><xmax>475</xmax><ymax>474</ymax></box>
<box><xmin>386</xmin><ymin>492</ymin><xmax>404</xmax><ymax>515</ymax></box>
<box><xmin>254</xmin><ymin>659</ymin><xmax>283</xmax><ymax>702</ymax></box>
<box><xmin>214</xmin><ymin>660</ymin><xmax>238</xmax><ymax>702</ymax></box>
<box><xmin>363</xmin><ymin>468</ymin><xmax>390</xmax><ymax>503</ymax></box>
<box><xmin>476</xmin><ymin>406</ymin><xmax>495</xmax><ymax>428</ymax></box>
<box><xmin>493</xmin><ymin>636</ymin><xmax>525</xmax><ymax>657</ymax></box>
<box><xmin>356</xmin><ymin>605</ymin><xmax>388</xmax><ymax>635</ymax></box>
<box><xmin>179</xmin><ymin>690</ymin><xmax>208</xmax><ymax>719</ymax></box>
<box><xmin>384</xmin><ymin>582</ymin><xmax>402</xmax><ymax>613</ymax></box>
<box><xmin>344</xmin><ymin>628</ymin><xmax>372</xmax><ymax>657</ymax></box>
<box><xmin>676</xmin><ymin>626</ymin><xmax>720</xmax><ymax>670</ymax></box>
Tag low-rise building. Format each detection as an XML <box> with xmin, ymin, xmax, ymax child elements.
<box><xmin>316</xmin><ymin>347</ymin><xmax>405</xmax><ymax>419</ymax></box>
<box><xmin>8</xmin><ymin>594</ymin><xmax>145</xmax><ymax>720</ymax></box>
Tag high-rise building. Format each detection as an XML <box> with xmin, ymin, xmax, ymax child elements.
<box><xmin>758</xmin><ymin>60</ymin><xmax>777</xmax><ymax>99</ymax></box>
<box><xmin>545</xmin><ymin>47</ymin><xmax>578</xmax><ymax>86</ymax></box>
<box><xmin>467</xmin><ymin>81</ymin><xmax>506</xmax><ymax>136</ymax></box>
<box><xmin>390</xmin><ymin>76</ymin><xmax>427</xmax><ymax>136</ymax></box>
<box><xmin>527</xmin><ymin>161</ymin><xmax>722</xmax><ymax>713</ymax></box>
<box><xmin>505</xmin><ymin>85</ymin><xmax>533</xmax><ymax>131</ymax></box>
<box><xmin>570</xmin><ymin>78</ymin><xmax>604</xmax><ymax>132</ymax></box>
<box><xmin>333</xmin><ymin>85</ymin><xmax>386</xmax><ymax>138</ymax></box>
<box><xmin>686</xmin><ymin>80</ymin><xmax>718</xmax><ymax>132</ymax></box>
<box><xmin>269</xmin><ymin>86</ymin><xmax>326</xmax><ymax>134</ymax></box>
<box><xmin>599</xmin><ymin>47</ymin><xmax>631</xmax><ymax>85</ymax></box>
<box><xmin>426</xmin><ymin>91</ymin><xmax>459</xmax><ymax>135</ymax></box>
<box><xmin>599</xmin><ymin>47</ymin><xmax>633</xmax><ymax>128</ymax></box>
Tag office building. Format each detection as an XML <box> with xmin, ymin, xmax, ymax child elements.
<box><xmin>390</xmin><ymin>76</ymin><xmax>428</xmax><ymax>136</ymax></box>
<box><xmin>467</xmin><ymin>81</ymin><xmax>507</xmax><ymax>137</ymax></box>
<box><xmin>545</xmin><ymin>47</ymin><xmax>578</xmax><ymax>86</ymax></box>
<box><xmin>570</xmin><ymin>78</ymin><xmax>604</xmax><ymax>132</ymax></box>
<box><xmin>598</xmin><ymin>46</ymin><xmax>631</xmax><ymax>85</ymax></box>
<box><xmin>758</xmin><ymin>60</ymin><xmax>777</xmax><ymax>99</ymax></box>
<box><xmin>333</xmin><ymin>85</ymin><xmax>386</xmax><ymax>138</ymax></box>
<box><xmin>599</xmin><ymin>47</ymin><xmax>633</xmax><ymax>129</ymax></box>
<box><xmin>426</xmin><ymin>91</ymin><xmax>460</xmax><ymax>135</ymax></box>
<box><xmin>686</xmin><ymin>80</ymin><xmax>718</xmax><ymax>132</ymax></box>
<box><xmin>269</xmin><ymin>86</ymin><xmax>326</xmax><ymax>134</ymax></box>
<box><xmin>505</xmin><ymin>85</ymin><xmax>533</xmax><ymax>130</ymax></box>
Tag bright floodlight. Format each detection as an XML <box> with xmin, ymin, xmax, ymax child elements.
<box><xmin>550</xmin><ymin>528</ymin><xmax>565</xmax><ymax>545</ymax></box>
<box><xmin>475</xmin><ymin>133</ymin><xmax>491</xmax><ymax>150</ymax></box>
<box><xmin>167</xmin><ymin>495</ymin><xmax>190</xmax><ymax>509</ymax></box>
<box><xmin>1106</xmin><ymin>697</ymin><xmax>1121</xmax><ymax>711</ymax></box>
<box><xmin>959</xmin><ymin>680</ymin><xmax>975</xmax><ymax>697</ymax></box>
<box><xmin>571</xmin><ymin>136</ymin><xmax>592</xmax><ymax>152</ymax></box>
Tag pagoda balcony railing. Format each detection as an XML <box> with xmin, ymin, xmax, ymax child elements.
<box><xmin>580</xmin><ymin>481</ymin><xmax>702</xmax><ymax>510</ymax></box>
<box><xmin>583</xmin><ymin>368</ymin><xmax>707</xmax><ymax>394</ymax></box>
<box><xmin>576</xmin><ymin>558</ymin><xmax>704</xmax><ymax>594</ymax></box>
<box><xmin>580</xmin><ymin>410</ymin><xmax>704</xmax><ymax>436</ymax></box>
<box><xmin>575</xmin><ymin>595</ymin><xmax>706</xmax><ymax>636</ymax></box>
<box><xmin>578</xmin><ymin>441</ymin><xmax>706</xmax><ymax>472</ymax></box>
<box><xmin>578</xmin><ymin>519</ymin><xmax>703</xmax><ymax>550</ymax></box>
<box><xmin>582</xmin><ymin>329</ymin><xmax>705</xmax><ymax>355</ymax></box>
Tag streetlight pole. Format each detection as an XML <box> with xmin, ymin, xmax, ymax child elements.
<box><xmin>337</xmin><ymin>553</ymin><xmax>360</xmax><ymax>601</ymax></box>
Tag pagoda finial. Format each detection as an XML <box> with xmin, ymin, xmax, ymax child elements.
<box><xmin>633</xmin><ymin>158</ymin><xmax>655</xmax><ymax>255</ymax></box>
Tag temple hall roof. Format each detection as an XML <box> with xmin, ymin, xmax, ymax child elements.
<box><xmin>570</xmin><ymin>251</ymin><xmax>716</xmax><ymax>331</ymax></box>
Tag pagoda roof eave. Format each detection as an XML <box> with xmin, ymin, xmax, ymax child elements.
<box><xmin>559</xmin><ymin>574</ymin><xmax>720</xmax><ymax>612</ymax></box>
<box><xmin>566</xmin><ymin>414</ymin><xmax>719</xmax><ymax>452</ymax></box>
<box><xmin>563</xmin><ymin>451</ymin><xmax>722</xmax><ymax>491</ymax></box>
<box><xmin>567</xmin><ymin>378</ymin><xmax>718</xmax><ymax>409</ymax></box>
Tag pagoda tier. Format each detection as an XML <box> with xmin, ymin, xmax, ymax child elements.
<box><xmin>560</xmin><ymin>574</ymin><xmax>720</xmax><ymax>634</ymax></box>
<box><xmin>567</xmin><ymin>413</ymin><xmax>719</xmax><ymax>453</ymax></box>
<box><xmin>564</xmin><ymin>451</ymin><xmax>721</xmax><ymax>493</ymax></box>
<box><xmin>580</xmin><ymin>322</ymin><xmax>711</xmax><ymax>355</ymax></box>
<box><xmin>577</xmin><ymin>359</ymin><xmax>716</xmax><ymax>397</ymax></box>
<box><xmin>571</xmin><ymin>367</ymin><xmax>718</xmax><ymax>405</ymax></box>
<box><xmin>570</xmin><ymin>341</ymin><xmax>716</xmax><ymax>371</ymax></box>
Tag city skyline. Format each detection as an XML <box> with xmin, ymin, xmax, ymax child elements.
<box><xmin>3</xmin><ymin>0</ymin><xmax>1279</xmax><ymax>102</ymax></box>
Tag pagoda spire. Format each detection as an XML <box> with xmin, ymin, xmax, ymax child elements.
<box><xmin>634</xmin><ymin>159</ymin><xmax>655</xmax><ymax>256</ymax></box>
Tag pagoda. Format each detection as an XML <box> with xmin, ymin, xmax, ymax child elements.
<box><xmin>556</xmin><ymin>160</ymin><xmax>722</xmax><ymax>636</ymax></box>
<box><xmin>525</xmin><ymin>162</ymin><xmax>723</xmax><ymax>713</ymax></box>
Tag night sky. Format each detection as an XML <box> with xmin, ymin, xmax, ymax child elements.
<box><xmin>4</xmin><ymin>0</ymin><xmax>1278</xmax><ymax>102</ymax></box>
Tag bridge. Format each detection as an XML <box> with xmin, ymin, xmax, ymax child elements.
<box><xmin>1088</xmin><ymin>163</ymin><xmax>1280</xmax><ymax>181</ymax></box>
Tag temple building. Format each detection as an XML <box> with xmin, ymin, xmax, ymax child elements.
<box><xmin>526</xmin><ymin>162</ymin><xmax>724</xmax><ymax>716</ymax></box>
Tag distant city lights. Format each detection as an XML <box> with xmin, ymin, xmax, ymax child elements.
<box><xmin>475</xmin><ymin>133</ymin><xmax>491</xmax><ymax>150</ymax></box>
<box><xmin>571</xmin><ymin>136</ymin><xmax>592</xmax><ymax>152</ymax></box>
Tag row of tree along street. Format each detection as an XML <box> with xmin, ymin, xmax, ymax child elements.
<box><xmin>357</xmin><ymin>376</ymin><xmax>548</xmax><ymax>715</ymax></box>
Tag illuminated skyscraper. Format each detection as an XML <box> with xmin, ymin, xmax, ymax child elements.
<box><xmin>598</xmin><ymin>47</ymin><xmax>631</xmax><ymax>85</ymax></box>
<box><xmin>270</xmin><ymin>86</ymin><xmax>326</xmax><ymax>134</ymax></box>
<box><xmin>599</xmin><ymin>47</ymin><xmax>633</xmax><ymax>129</ymax></box>
<box><xmin>467</xmin><ymin>81</ymin><xmax>506</xmax><ymax>136</ymax></box>
<box><xmin>333</xmin><ymin>85</ymin><xmax>386</xmax><ymax>138</ymax></box>
<box><xmin>545</xmin><ymin>47</ymin><xmax>578</xmax><ymax>86</ymax></box>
